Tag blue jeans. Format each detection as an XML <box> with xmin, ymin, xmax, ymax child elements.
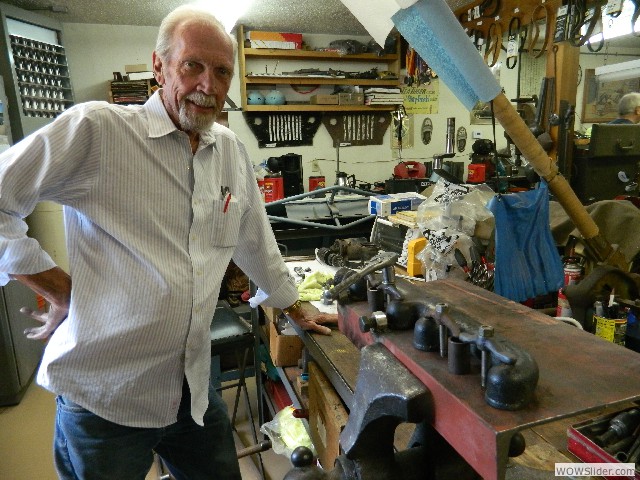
<box><xmin>54</xmin><ymin>380</ymin><xmax>241</xmax><ymax>480</ymax></box>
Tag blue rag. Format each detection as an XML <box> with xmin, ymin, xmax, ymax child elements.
<box><xmin>392</xmin><ymin>0</ymin><xmax>501</xmax><ymax>110</ymax></box>
<box><xmin>488</xmin><ymin>181</ymin><xmax>564</xmax><ymax>302</ymax></box>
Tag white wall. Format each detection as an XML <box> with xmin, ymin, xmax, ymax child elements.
<box><xmin>63</xmin><ymin>23</ymin><xmax>159</xmax><ymax>103</ymax></box>
<box><xmin>63</xmin><ymin>24</ymin><xmax>513</xmax><ymax>187</ymax></box>
<box><xmin>62</xmin><ymin>22</ymin><xmax>639</xmax><ymax>189</ymax></box>
<box><xmin>32</xmin><ymin>22</ymin><xmax>637</xmax><ymax>272</ymax></box>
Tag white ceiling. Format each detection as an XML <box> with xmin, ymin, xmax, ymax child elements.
<box><xmin>2</xmin><ymin>1</ymin><xmax>636</xmax><ymax>48</ymax></box>
<box><xmin>0</xmin><ymin>0</ymin><xmax>473</xmax><ymax>33</ymax></box>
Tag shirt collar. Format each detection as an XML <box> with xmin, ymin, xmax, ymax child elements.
<box><xmin>144</xmin><ymin>89</ymin><xmax>217</xmax><ymax>148</ymax></box>
<box><xmin>145</xmin><ymin>90</ymin><xmax>177</xmax><ymax>138</ymax></box>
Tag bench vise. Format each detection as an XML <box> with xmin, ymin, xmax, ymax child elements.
<box><xmin>286</xmin><ymin>253</ymin><xmax>640</xmax><ymax>480</ymax></box>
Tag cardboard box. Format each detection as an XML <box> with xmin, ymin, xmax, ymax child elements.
<box><xmin>125</xmin><ymin>64</ymin><xmax>148</xmax><ymax>73</ymax></box>
<box><xmin>308</xmin><ymin>362</ymin><xmax>348</xmax><ymax>469</ymax></box>
<box><xmin>310</xmin><ymin>94</ymin><xmax>339</xmax><ymax>105</ymax></box>
<box><xmin>567</xmin><ymin>407</ymin><xmax>640</xmax><ymax>479</ymax></box>
<box><xmin>368</xmin><ymin>193</ymin><xmax>427</xmax><ymax>216</ymax></box>
<box><xmin>248</xmin><ymin>30</ymin><xmax>302</xmax><ymax>49</ymax></box>
<box><xmin>261</xmin><ymin>306</ymin><xmax>279</xmax><ymax>348</ymax></box>
<box><xmin>269</xmin><ymin>319</ymin><xmax>303</xmax><ymax>367</ymax></box>
<box><xmin>262</xmin><ymin>306</ymin><xmax>278</xmax><ymax>324</ymax></box>
<box><xmin>338</xmin><ymin>92</ymin><xmax>364</xmax><ymax>105</ymax></box>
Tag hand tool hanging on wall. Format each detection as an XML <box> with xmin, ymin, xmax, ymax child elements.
<box><xmin>391</xmin><ymin>105</ymin><xmax>409</xmax><ymax>159</ymax></box>
<box><xmin>321</xmin><ymin>112</ymin><xmax>390</xmax><ymax>146</ymax></box>
<box><xmin>243</xmin><ymin>112</ymin><xmax>322</xmax><ymax>148</ymax></box>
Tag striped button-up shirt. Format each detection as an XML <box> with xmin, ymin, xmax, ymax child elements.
<box><xmin>0</xmin><ymin>91</ymin><xmax>298</xmax><ymax>427</ymax></box>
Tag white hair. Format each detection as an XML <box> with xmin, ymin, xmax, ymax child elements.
<box><xmin>155</xmin><ymin>5</ymin><xmax>238</xmax><ymax>61</ymax></box>
<box><xmin>619</xmin><ymin>92</ymin><xmax>640</xmax><ymax>116</ymax></box>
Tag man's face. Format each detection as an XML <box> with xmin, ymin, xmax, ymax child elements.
<box><xmin>153</xmin><ymin>22</ymin><xmax>234</xmax><ymax>134</ymax></box>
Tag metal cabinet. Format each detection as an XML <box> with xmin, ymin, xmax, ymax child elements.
<box><xmin>0</xmin><ymin>280</ymin><xmax>43</xmax><ymax>406</ymax></box>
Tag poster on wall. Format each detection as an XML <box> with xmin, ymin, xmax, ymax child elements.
<box><xmin>582</xmin><ymin>68</ymin><xmax>640</xmax><ymax>123</ymax></box>
<box><xmin>402</xmin><ymin>82</ymin><xmax>439</xmax><ymax>114</ymax></box>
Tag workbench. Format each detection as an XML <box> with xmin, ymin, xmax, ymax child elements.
<box><xmin>286</xmin><ymin>280</ymin><xmax>640</xmax><ymax>479</ymax></box>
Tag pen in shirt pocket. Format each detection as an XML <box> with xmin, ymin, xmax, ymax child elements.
<box><xmin>220</xmin><ymin>186</ymin><xmax>232</xmax><ymax>213</ymax></box>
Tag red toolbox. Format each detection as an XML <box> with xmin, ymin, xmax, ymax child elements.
<box><xmin>567</xmin><ymin>407</ymin><xmax>640</xmax><ymax>480</ymax></box>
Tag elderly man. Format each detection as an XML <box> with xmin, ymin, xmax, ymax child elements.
<box><xmin>0</xmin><ymin>5</ymin><xmax>331</xmax><ymax>479</ymax></box>
<box><xmin>609</xmin><ymin>92</ymin><xmax>640</xmax><ymax>124</ymax></box>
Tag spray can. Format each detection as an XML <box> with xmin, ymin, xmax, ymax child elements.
<box><xmin>563</xmin><ymin>258</ymin><xmax>584</xmax><ymax>286</ymax></box>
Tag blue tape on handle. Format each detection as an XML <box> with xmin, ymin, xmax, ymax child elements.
<box><xmin>392</xmin><ymin>0</ymin><xmax>501</xmax><ymax>110</ymax></box>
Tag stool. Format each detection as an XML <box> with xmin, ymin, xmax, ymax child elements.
<box><xmin>210</xmin><ymin>301</ymin><xmax>264</xmax><ymax>478</ymax></box>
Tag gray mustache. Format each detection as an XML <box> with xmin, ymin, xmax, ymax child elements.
<box><xmin>185</xmin><ymin>92</ymin><xmax>217</xmax><ymax>108</ymax></box>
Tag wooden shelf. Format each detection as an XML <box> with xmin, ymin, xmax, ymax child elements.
<box><xmin>243</xmin><ymin>104</ymin><xmax>398</xmax><ymax>112</ymax></box>
<box><xmin>237</xmin><ymin>25</ymin><xmax>402</xmax><ymax>114</ymax></box>
<box><xmin>244</xmin><ymin>48</ymin><xmax>398</xmax><ymax>62</ymax></box>
<box><xmin>245</xmin><ymin>76</ymin><xmax>399</xmax><ymax>87</ymax></box>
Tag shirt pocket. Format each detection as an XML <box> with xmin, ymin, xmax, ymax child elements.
<box><xmin>210</xmin><ymin>197</ymin><xmax>242</xmax><ymax>247</ymax></box>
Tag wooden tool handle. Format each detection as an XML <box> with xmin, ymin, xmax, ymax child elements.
<box><xmin>491</xmin><ymin>93</ymin><xmax>627</xmax><ymax>268</ymax></box>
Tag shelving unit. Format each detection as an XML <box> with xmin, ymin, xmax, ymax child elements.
<box><xmin>0</xmin><ymin>4</ymin><xmax>75</xmax><ymax>142</ymax></box>
<box><xmin>108</xmin><ymin>79</ymin><xmax>154</xmax><ymax>105</ymax></box>
<box><xmin>237</xmin><ymin>25</ymin><xmax>402</xmax><ymax>113</ymax></box>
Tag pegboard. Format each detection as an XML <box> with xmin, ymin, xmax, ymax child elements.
<box><xmin>243</xmin><ymin>112</ymin><xmax>322</xmax><ymax>148</ymax></box>
<box><xmin>321</xmin><ymin>112</ymin><xmax>391</xmax><ymax>146</ymax></box>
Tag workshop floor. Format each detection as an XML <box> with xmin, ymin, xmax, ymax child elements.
<box><xmin>0</xmin><ymin>377</ymin><xmax>292</xmax><ymax>480</ymax></box>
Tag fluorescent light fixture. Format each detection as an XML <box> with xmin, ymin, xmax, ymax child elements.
<box><xmin>192</xmin><ymin>0</ymin><xmax>256</xmax><ymax>33</ymax></box>
<box><xmin>595</xmin><ymin>59</ymin><xmax>640</xmax><ymax>82</ymax></box>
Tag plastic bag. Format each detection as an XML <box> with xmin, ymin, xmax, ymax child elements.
<box><xmin>260</xmin><ymin>406</ymin><xmax>316</xmax><ymax>458</ymax></box>
<box><xmin>297</xmin><ymin>271</ymin><xmax>334</xmax><ymax>301</ymax></box>
<box><xmin>415</xmin><ymin>178</ymin><xmax>494</xmax><ymax>280</ymax></box>
<box><xmin>417</xmin><ymin>179</ymin><xmax>495</xmax><ymax>238</ymax></box>
<box><xmin>416</xmin><ymin>228</ymin><xmax>475</xmax><ymax>281</ymax></box>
